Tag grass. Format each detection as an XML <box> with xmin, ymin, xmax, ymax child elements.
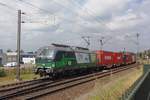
<box><xmin>86</xmin><ymin>66</ymin><xmax>143</xmax><ymax>100</ymax></box>
<box><xmin>139</xmin><ymin>59</ymin><xmax>150</xmax><ymax>64</ymax></box>
<box><xmin>0</xmin><ymin>66</ymin><xmax>40</xmax><ymax>86</ymax></box>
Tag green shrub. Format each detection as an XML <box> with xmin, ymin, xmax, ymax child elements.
<box><xmin>0</xmin><ymin>69</ymin><xmax>6</xmax><ymax>77</ymax></box>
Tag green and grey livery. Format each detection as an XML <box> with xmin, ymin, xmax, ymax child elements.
<box><xmin>34</xmin><ymin>43</ymin><xmax>97</xmax><ymax>77</ymax></box>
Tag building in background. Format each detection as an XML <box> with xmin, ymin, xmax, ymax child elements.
<box><xmin>21</xmin><ymin>52</ymin><xmax>36</xmax><ymax>64</ymax></box>
<box><xmin>3</xmin><ymin>51</ymin><xmax>36</xmax><ymax>66</ymax></box>
<box><xmin>3</xmin><ymin>52</ymin><xmax>17</xmax><ymax>67</ymax></box>
<box><xmin>5</xmin><ymin>52</ymin><xmax>17</xmax><ymax>63</ymax></box>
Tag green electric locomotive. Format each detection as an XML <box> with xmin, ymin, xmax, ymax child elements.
<box><xmin>34</xmin><ymin>43</ymin><xmax>97</xmax><ymax>77</ymax></box>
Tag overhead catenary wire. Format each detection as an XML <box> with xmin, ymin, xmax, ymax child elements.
<box><xmin>3</xmin><ymin>1</ymin><xmax>113</xmax><ymax>40</ymax></box>
<box><xmin>8</xmin><ymin>0</ymin><xmax>113</xmax><ymax>49</ymax></box>
<box><xmin>125</xmin><ymin>33</ymin><xmax>140</xmax><ymax>52</ymax></box>
<box><xmin>52</xmin><ymin>0</ymin><xmax>108</xmax><ymax>28</ymax></box>
<box><xmin>0</xmin><ymin>0</ymin><xmax>55</xmax><ymax>23</ymax></box>
<box><xmin>0</xmin><ymin>1</ymin><xmax>18</xmax><ymax>15</ymax></box>
<box><xmin>15</xmin><ymin>0</ymin><xmax>55</xmax><ymax>24</ymax></box>
<box><xmin>15</xmin><ymin>0</ymin><xmax>92</xmax><ymax>48</ymax></box>
<box><xmin>0</xmin><ymin>2</ymin><xmax>18</xmax><ymax>24</ymax></box>
<box><xmin>17</xmin><ymin>0</ymin><xmax>104</xmax><ymax>38</ymax></box>
<box><xmin>70</xmin><ymin>0</ymin><xmax>108</xmax><ymax>26</ymax></box>
<box><xmin>16</xmin><ymin>0</ymin><xmax>78</xmax><ymax>24</ymax></box>
<box><xmin>70</xmin><ymin>0</ymin><xmax>116</xmax><ymax>43</ymax></box>
<box><xmin>51</xmin><ymin>0</ymin><xmax>114</xmax><ymax>44</ymax></box>
<box><xmin>17</xmin><ymin>0</ymin><xmax>54</xmax><ymax>15</ymax></box>
<box><xmin>70</xmin><ymin>0</ymin><xmax>116</xmax><ymax>36</ymax></box>
<box><xmin>17</xmin><ymin>0</ymin><xmax>108</xmax><ymax>31</ymax></box>
<box><xmin>0</xmin><ymin>0</ymin><xmax>113</xmax><ymax>33</ymax></box>
<box><xmin>0</xmin><ymin>2</ymin><xmax>17</xmax><ymax>10</ymax></box>
<box><xmin>16</xmin><ymin>1</ymin><xmax>75</xmax><ymax>26</ymax></box>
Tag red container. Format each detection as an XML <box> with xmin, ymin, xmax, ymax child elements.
<box><xmin>96</xmin><ymin>50</ymin><xmax>114</xmax><ymax>68</ymax></box>
<box><xmin>129</xmin><ymin>53</ymin><xmax>136</xmax><ymax>63</ymax></box>
<box><xmin>113</xmin><ymin>52</ymin><xmax>124</xmax><ymax>66</ymax></box>
<box><xmin>96</xmin><ymin>50</ymin><xmax>136</xmax><ymax>68</ymax></box>
<box><xmin>131</xmin><ymin>54</ymin><xmax>136</xmax><ymax>63</ymax></box>
<box><xmin>124</xmin><ymin>52</ymin><xmax>133</xmax><ymax>64</ymax></box>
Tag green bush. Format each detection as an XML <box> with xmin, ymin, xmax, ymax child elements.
<box><xmin>0</xmin><ymin>69</ymin><xmax>6</xmax><ymax>77</ymax></box>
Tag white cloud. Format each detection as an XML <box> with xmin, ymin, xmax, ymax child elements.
<box><xmin>106</xmin><ymin>13</ymin><xmax>142</xmax><ymax>30</ymax></box>
<box><xmin>78</xmin><ymin>0</ymin><xmax>130</xmax><ymax>18</ymax></box>
<box><xmin>0</xmin><ymin>0</ymin><xmax>149</xmax><ymax>52</ymax></box>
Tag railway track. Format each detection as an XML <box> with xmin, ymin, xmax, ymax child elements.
<box><xmin>0</xmin><ymin>64</ymin><xmax>138</xmax><ymax>100</ymax></box>
<box><xmin>0</xmin><ymin>77</ymin><xmax>50</xmax><ymax>94</ymax></box>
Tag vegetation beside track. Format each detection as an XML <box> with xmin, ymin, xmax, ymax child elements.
<box><xmin>90</xmin><ymin>65</ymin><xmax>142</xmax><ymax>100</ymax></box>
<box><xmin>0</xmin><ymin>66</ymin><xmax>40</xmax><ymax>86</ymax></box>
<box><xmin>139</xmin><ymin>59</ymin><xmax>150</xmax><ymax>64</ymax></box>
<box><xmin>0</xmin><ymin>69</ymin><xmax>6</xmax><ymax>77</ymax></box>
<box><xmin>75</xmin><ymin>65</ymin><xmax>142</xmax><ymax>100</ymax></box>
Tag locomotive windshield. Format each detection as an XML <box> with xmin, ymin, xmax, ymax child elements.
<box><xmin>37</xmin><ymin>48</ymin><xmax>55</xmax><ymax>59</ymax></box>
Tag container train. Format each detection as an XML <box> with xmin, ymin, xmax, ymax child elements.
<box><xmin>34</xmin><ymin>43</ymin><xmax>136</xmax><ymax>77</ymax></box>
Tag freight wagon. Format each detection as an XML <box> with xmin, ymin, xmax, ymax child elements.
<box><xmin>124</xmin><ymin>52</ymin><xmax>136</xmax><ymax>65</ymax></box>
<box><xmin>113</xmin><ymin>52</ymin><xmax>124</xmax><ymax>67</ymax></box>
<box><xmin>96</xmin><ymin>50</ymin><xmax>114</xmax><ymax>68</ymax></box>
<box><xmin>96</xmin><ymin>50</ymin><xmax>136</xmax><ymax>68</ymax></box>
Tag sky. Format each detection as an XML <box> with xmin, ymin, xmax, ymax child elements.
<box><xmin>0</xmin><ymin>0</ymin><xmax>149</xmax><ymax>52</ymax></box>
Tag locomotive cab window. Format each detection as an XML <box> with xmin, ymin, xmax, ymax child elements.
<box><xmin>37</xmin><ymin>48</ymin><xmax>55</xmax><ymax>59</ymax></box>
<box><xmin>55</xmin><ymin>51</ymin><xmax>65</xmax><ymax>61</ymax></box>
<box><xmin>64</xmin><ymin>52</ymin><xmax>75</xmax><ymax>58</ymax></box>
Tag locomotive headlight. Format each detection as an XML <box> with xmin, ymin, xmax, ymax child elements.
<box><xmin>42</xmin><ymin>64</ymin><xmax>45</xmax><ymax>66</ymax></box>
<box><xmin>52</xmin><ymin>64</ymin><xmax>55</xmax><ymax>67</ymax></box>
<box><xmin>46</xmin><ymin>69</ymin><xmax>51</xmax><ymax>73</ymax></box>
<box><xmin>46</xmin><ymin>68</ymin><xmax>53</xmax><ymax>73</ymax></box>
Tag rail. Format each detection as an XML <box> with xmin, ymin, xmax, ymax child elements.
<box><xmin>0</xmin><ymin>64</ymin><xmax>137</xmax><ymax>100</ymax></box>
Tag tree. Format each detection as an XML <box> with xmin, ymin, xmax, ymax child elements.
<box><xmin>7</xmin><ymin>49</ymin><xmax>12</xmax><ymax>52</ymax></box>
<box><xmin>15</xmin><ymin>49</ymin><xmax>24</xmax><ymax>53</ymax></box>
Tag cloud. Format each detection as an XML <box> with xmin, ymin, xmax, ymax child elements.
<box><xmin>0</xmin><ymin>0</ymin><xmax>149</xmax><ymax>52</ymax></box>
<box><xmin>106</xmin><ymin>13</ymin><xmax>143</xmax><ymax>30</ymax></box>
